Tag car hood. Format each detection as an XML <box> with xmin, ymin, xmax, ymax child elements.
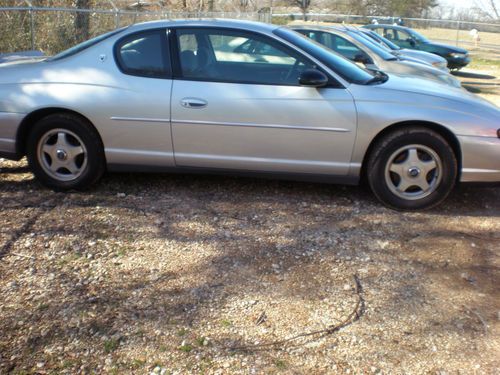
<box><xmin>351</xmin><ymin>72</ymin><xmax>498</xmax><ymax>116</ymax></box>
<box><xmin>381</xmin><ymin>60</ymin><xmax>460</xmax><ymax>87</ymax></box>
<box><xmin>425</xmin><ymin>41</ymin><xmax>468</xmax><ymax>54</ymax></box>
<box><xmin>399</xmin><ymin>49</ymin><xmax>446</xmax><ymax>63</ymax></box>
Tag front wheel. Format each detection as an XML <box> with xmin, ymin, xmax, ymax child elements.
<box><xmin>26</xmin><ymin>113</ymin><xmax>105</xmax><ymax>191</ymax></box>
<box><xmin>366</xmin><ymin>127</ymin><xmax>458</xmax><ymax>210</ymax></box>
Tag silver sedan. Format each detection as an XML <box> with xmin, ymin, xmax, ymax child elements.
<box><xmin>0</xmin><ymin>19</ymin><xmax>499</xmax><ymax>210</ymax></box>
<box><xmin>291</xmin><ymin>25</ymin><xmax>460</xmax><ymax>87</ymax></box>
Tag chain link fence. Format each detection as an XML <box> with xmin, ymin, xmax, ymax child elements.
<box><xmin>0</xmin><ymin>6</ymin><xmax>498</xmax><ymax>55</ymax></box>
<box><xmin>274</xmin><ymin>13</ymin><xmax>500</xmax><ymax>52</ymax></box>
<box><xmin>0</xmin><ymin>6</ymin><xmax>271</xmax><ymax>54</ymax></box>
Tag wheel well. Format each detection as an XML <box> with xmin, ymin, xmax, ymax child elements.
<box><xmin>16</xmin><ymin>108</ymin><xmax>100</xmax><ymax>156</ymax></box>
<box><xmin>360</xmin><ymin>121</ymin><xmax>462</xmax><ymax>183</ymax></box>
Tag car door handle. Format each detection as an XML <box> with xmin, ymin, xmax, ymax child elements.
<box><xmin>180</xmin><ymin>98</ymin><xmax>207</xmax><ymax>109</ymax></box>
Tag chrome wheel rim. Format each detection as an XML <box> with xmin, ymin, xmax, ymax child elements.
<box><xmin>384</xmin><ymin>144</ymin><xmax>442</xmax><ymax>201</ymax></box>
<box><xmin>37</xmin><ymin>129</ymin><xmax>87</xmax><ymax>182</ymax></box>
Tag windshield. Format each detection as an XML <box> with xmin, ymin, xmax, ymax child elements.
<box><xmin>363</xmin><ymin>30</ymin><xmax>401</xmax><ymax>51</ymax></box>
<box><xmin>346</xmin><ymin>30</ymin><xmax>397</xmax><ymax>60</ymax></box>
<box><xmin>274</xmin><ymin>27</ymin><xmax>375</xmax><ymax>85</ymax></box>
<box><xmin>49</xmin><ymin>27</ymin><xmax>128</xmax><ymax>61</ymax></box>
<box><xmin>407</xmin><ymin>29</ymin><xmax>429</xmax><ymax>43</ymax></box>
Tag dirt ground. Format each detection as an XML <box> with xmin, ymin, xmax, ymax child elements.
<box><xmin>1</xmin><ymin>63</ymin><xmax>499</xmax><ymax>375</ymax></box>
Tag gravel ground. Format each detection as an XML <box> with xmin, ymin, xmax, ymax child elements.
<box><xmin>0</xmin><ymin>157</ymin><xmax>499</xmax><ymax>374</ymax></box>
<box><xmin>1</xmin><ymin>25</ymin><xmax>499</xmax><ymax>375</ymax></box>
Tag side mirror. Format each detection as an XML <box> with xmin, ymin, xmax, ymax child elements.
<box><xmin>299</xmin><ymin>69</ymin><xmax>328</xmax><ymax>87</ymax></box>
<box><xmin>353</xmin><ymin>53</ymin><xmax>371</xmax><ymax>64</ymax></box>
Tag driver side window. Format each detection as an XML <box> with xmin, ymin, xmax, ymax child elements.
<box><xmin>395</xmin><ymin>29</ymin><xmax>410</xmax><ymax>41</ymax></box>
<box><xmin>176</xmin><ymin>28</ymin><xmax>318</xmax><ymax>86</ymax></box>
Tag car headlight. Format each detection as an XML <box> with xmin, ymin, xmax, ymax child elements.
<box><xmin>449</xmin><ymin>53</ymin><xmax>466</xmax><ymax>59</ymax></box>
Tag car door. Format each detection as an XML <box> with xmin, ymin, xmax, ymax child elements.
<box><xmin>170</xmin><ymin>27</ymin><xmax>357</xmax><ymax>176</ymax></box>
<box><xmin>105</xmin><ymin>29</ymin><xmax>175</xmax><ymax>167</ymax></box>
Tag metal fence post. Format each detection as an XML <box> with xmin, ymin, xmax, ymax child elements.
<box><xmin>29</xmin><ymin>6</ymin><xmax>35</xmax><ymax>50</ymax></box>
<box><xmin>115</xmin><ymin>10</ymin><xmax>120</xmax><ymax>28</ymax></box>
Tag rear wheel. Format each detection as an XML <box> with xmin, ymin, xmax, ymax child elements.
<box><xmin>366</xmin><ymin>127</ymin><xmax>457</xmax><ymax>210</ymax></box>
<box><xmin>26</xmin><ymin>113</ymin><xmax>105</xmax><ymax>190</ymax></box>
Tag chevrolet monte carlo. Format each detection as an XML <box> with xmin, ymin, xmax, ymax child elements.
<box><xmin>0</xmin><ymin>20</ymin><xmax>499</xmax><ymax>210</ymax></box>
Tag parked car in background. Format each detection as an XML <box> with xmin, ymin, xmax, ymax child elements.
<box><xmin>362</xmin><ymin>24</ymin><xmax>470</xmax><ymax>70</ymax></box>
<box><xmin>358</xmin><ymin>28</ymin><xmax>448</xmax><ymax>71</ymax></box>
<box><xmin>0</xmin><ymin>20</ymin><xmax>498</xmax><ymax>210</ymax></box>
<box><xmin>290</xmin><ymin>25</ymin><xmax>460</xmax><ymax>87</ymax></box>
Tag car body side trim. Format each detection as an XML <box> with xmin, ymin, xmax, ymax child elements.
<box><xmin>172</xmin><ymin>119</ymin><xmax>351</xmax><ymax>133</ymax></box>
<box><xmin>175</xmin><ymin>152</ymin><xmax>350</xmax><ymax>168</ymax></box>
<box><xmin>110</xmin><ymin>116</ymin><xmax>170</xmax><ymax>123</ymax></box>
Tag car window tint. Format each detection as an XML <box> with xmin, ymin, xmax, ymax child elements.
<box><xmin>383</xmin><ymin>28</ymin><xmax>397</xmax><ymax>41</ymax></box>
<box><xmin>177</xmin><ymin>28</ymin><xmax>317</xmax><ymax>86</ymax></box>
<box><xmin>116</xmin><ymin>30</ymin><xmax>169</xmax><ymax>78</ymax></box>
<box><xmin>396</xmin><ymin>29</ymin><xmax>410</xmax><ymax>41</ymax></box>
<box><xmin>299</xmin><ymin>31</ymin><xmax>363</xmax><ymax>61</ymax></box>
<box><xmin>330</xmin><ymin>34</ymin><xmax>362</xmax><ymax>57</ymax></box>
<box><xmin>179</xmin><ymin>33</ymin><xmax>198</xmax><ymax>52</ymax></box>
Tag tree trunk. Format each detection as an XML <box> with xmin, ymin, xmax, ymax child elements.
<box><xmin>75</xmin><ymin>0</ymin><xmax>90</xmax><ymax>43</ymax></box>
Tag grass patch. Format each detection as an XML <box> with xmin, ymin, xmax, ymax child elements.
<box><xmin>37</xmin><ymin>303</ymin><xmax>50</xmax><ymax>311</ymax></box>
<box><xmin>220</xmin><ymin>319</ymin><xmax>232</xmax><ymax>327</ymax></box>
<box><xmin>177</xmin><ymin>328</ymin><xmax>187</xmax><ymax>337</ymax></box>
<box><xmin>130</xmin><ymin>359</ymin><xmax>146</xmax><ymax>369</ymax></box>
<box><xmin>275</xmin><ymin>359</ymin><xmax>287</xmax><ymax>369</ymax></box>
<box><xmin>178</xmin><ymin>343</ymin><xmax>193</xmax><ymax>352</ymax></box>
<box><xmin>104</xmin><ymin>339</ymin><xmax>119</xmax><ymax>353</ymax></box>
<box><xmin>468</xmin><ymin>57</ymin><xmax>500</xmax><ymax>70</ymax></box>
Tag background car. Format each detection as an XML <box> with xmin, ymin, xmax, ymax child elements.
<box><xmin>0</xmin><ymin>20</ymin><xmax>499</xmax><ymax>210</ymax></box>
<box><xmin>358</xmin><ymin>28</ymin><xmax>448</xmax><ymax>71</ymax></box>
<box><xmin>362</xmin><ymin>24</ymin><xmax>470</xmax><ymax>70</ymax></box>
<box><xmin>290</xmin><ymin>25</ymin><xmax>461</xmax><ymax>87</ymax></box>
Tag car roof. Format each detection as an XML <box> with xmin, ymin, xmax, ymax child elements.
<box><xmin>365</xmin><ymin>24</ymin><xmax>409</xmax><ymax>31</ymax></box>
<box><xmin>290</xmin><ymin>24</ymin><xmax>352</xmax><ymax>32</ymax></box>
<box><xmin>126</xmin><ymin>18</ymin><xmax>278</xmax><ymax>33</ymax></box>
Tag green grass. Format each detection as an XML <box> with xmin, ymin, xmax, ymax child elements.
<box><xmin>176</xmin><ymin>328</ymin><xmax>188</xmax><ymax>337</ymax></box>
<box><xmin>195</xmin><ymin>336</ymin><xmax>206</xmax><ymax>346</ymax></box>
<box><xmin>468</xmin><ymin>57</ymin><xmax>500</xmax><ymax>70</ymax></box>
<box><xmin>220</xmin><ymin>319</ymin><xmax>232</xmax><ymax>327</ymax></box>
<box><xmin>130</xmin><ymin>359</ymin><xmax>146</xmax><ymax>369</ymax></box>
<box><xmin>275</xmin><ymin>359</ymin><xmax>287</xmax><ymax>369</ymax></box>
<box><xmin>178</xmin><ymin>343</ymin><xmax>193</xmax><ymax>352</ymax></box>
<box><xmin>104</xmin><ymin>339</ymin><xmax>119</xmax><ymax>353</ymax></box>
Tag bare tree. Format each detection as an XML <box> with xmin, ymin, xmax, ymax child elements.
<box><xmin>474</xmin><ymin>0</ymin><xmax>500</xmax><ymax>19</ymax></box>
<box><xmin>292</xmin><ymin>0</ymin><xmax>311</xmax><ymax>20</ymax></box>
<box><xmin>74</xmin><ymin>0</ymin><xmax>90</xmax><ymax>43</ymax></box>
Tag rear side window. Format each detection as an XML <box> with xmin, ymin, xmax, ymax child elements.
<box><xmin>115</xmin><ymin>30</ymin><xmax>170</xmax><ymax>78</ymax></box>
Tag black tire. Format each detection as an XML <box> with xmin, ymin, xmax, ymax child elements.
<box><xmin>26</xmin><ymin>113</ymin><xmax>105</xmax><ymax>191</ymax></box>
<box><xmin>366</xmin><ymin>127</ymin><xmax>457</xmax><ymax>210</ymax></box>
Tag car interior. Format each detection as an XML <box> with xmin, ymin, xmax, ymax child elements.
<box><xmin>177</xmin><ymin>29</ymin><xmax>315</xmax><ymax>85</ymax></box>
